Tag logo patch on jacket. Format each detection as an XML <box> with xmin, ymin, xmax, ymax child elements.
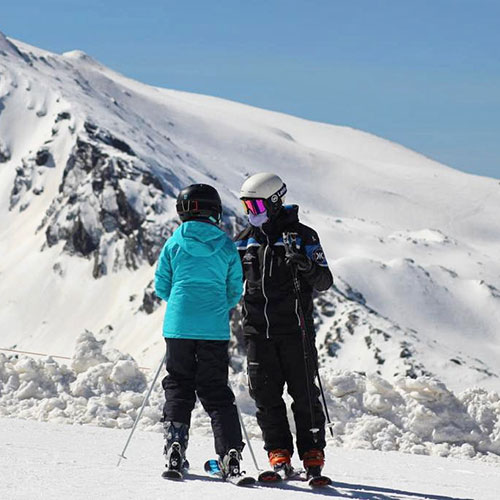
<box><xmin>243</xmin><ymin>253</ymin><xmax>256</xmax><ymax>263</ymax></box>
<box><xmin>312</xmin><ymin>247</ymin><xmax>327</xmax><ymax>265</ymax></box>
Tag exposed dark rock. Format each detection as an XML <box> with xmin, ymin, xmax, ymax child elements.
<box><xmin>115</xmin><ymin>187</ymin><xmax>142</xmax><ymax>235</ymax></box>
<box><xmin>84</xmin><ymin>121</ymin><xmax>136</xmax><ymax>156</ymax></box>
<box><xmin>141</xmin><ymin>171</ymin><xmax>164</xmax><ymax>191</ymax></box>
<box><xmin>345</xmin><ymin>312</ymin><xmax>359</xmax><ymax>335</ymax></box>
<box><xmin>327</xmin><ymin>341</ymin><xmax>341</xmax><ymax>357</ymax></box>
<box><xmin>316</xmin><ymin>295</ymin><xmax>336</xmax><ymax>317</ymax></box>
<box><xmin>139</xmin><ymin>280</ymin><xmax>162</xmax><ymax>314</ymax></box>
<box><xmin>374</xmin><ymin>347</ymin><xmax>385</xmax><ymax>365</ymax></box>
<box><xmin>42</xmin><ymin>136</ymin><xmax>172</xmax><ymax>276</ymax></box>
<box><xmin>60</xmin><ymin>139</ymin><xmax>108</xmax><ymax>192</ymax></box>
<box><xmin>35</xmin><ymin>148</ymin><xmax>54</xmax><ymax>167</ymax></box>
<box><xmin>370</xmin><ymin>327</ymin><xmax>391</xmax><ymax>340</ymax></box>
<box><xmin>342</xmin><ymin>284</ymin><xmax>366</xmax><ymax>304</ymax></box>
<box><xmin>10</xmin><ymin>164</ymin><xmax>33</xmax><ymax>209</ymax></box>
<box><xmin>400</xmin><ymin>344</ymin><xmax>412</xmax><ymax>358</ymax></box>
<box><xmin>84</xmin><ymin>122</ymin><xmax>98</xmax><ymax>134</ymax></box>
<box><xmin>0</xmin><ymin>143</ymin><xmax>10</xmax><ymax>162</ymax></box>
<box><xmin>123</xmin><ymin>235</ymin><xmax>140</xmax><ymax>271</ymax></box>
<box><xmin>63</xmin><ymin>218</ymin><xmax>100</xmax><ymax>257</ymax></box>
<box><xmin>55</xmin><ymin>111</ymin><xmax>71</xmax><ymax>122</ymax></box>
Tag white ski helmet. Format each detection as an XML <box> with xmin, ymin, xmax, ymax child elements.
<box><xmin>239</xmin><ymin>172</ymin><xmax>287</xmax><ymax>214</ymax></box>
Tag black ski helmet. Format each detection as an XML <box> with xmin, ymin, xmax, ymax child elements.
<box><xmin>176</xmin><ymin>184</ymin><xmax>222</xmax><ymax>223</ymax></box>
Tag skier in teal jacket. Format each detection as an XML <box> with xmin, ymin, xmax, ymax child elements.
<box><xmin>155</xmin><ymin>184</ymin><xmax>246</xmax><ymax>481</ymax></box>
<box><xmin>155</xmin><ymin>216</ymin><xmax>242</xmax><ymax>340</ymax></box>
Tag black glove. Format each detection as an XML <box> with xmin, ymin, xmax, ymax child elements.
<box><xmin>285</xmin><ymin>249</ymin><xmax>313</xmax><ymax>272</ymax></box>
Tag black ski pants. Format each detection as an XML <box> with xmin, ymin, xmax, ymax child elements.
<box><xmin>162</xmin><ymin>338</ymin><xmax>243</xmax><ymax>457</ymax></box>
<box><xmin>246</xmin><ymin>334</ymin><xmax>326</xmax><ymax>459</ymax></box>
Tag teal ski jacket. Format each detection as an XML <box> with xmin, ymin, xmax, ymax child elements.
<box><xmin>155</xmin><ymin>221</ymin><xmax>243</xmax><ymax>340</ymax></box>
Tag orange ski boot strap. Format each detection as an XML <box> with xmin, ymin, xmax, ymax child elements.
<box><xmin>268</xmin><ymin>449</ymin><xmax>291</xmax><ymax>467</ymax></box>
<box><xmin>303</xmin><ymin>449</ymin><xmax>324</xmax><ymax>468</ymax></box>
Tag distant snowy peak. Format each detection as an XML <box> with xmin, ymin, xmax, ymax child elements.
<box><xmin>0</xmin><ymin>31</ymin><xmax>27</xmax><ymax>60</ymax></box>
<box><xmin>62</xmin><ymin>50</ymin><xmax>100</xmax><ymax>66</ymax></box>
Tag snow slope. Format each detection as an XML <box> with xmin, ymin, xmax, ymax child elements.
<box><xmin>1</xmin><ymin>32</ymin><xmax>500</xmax><ymax>392</ymax></box>
<box><xmin>1</xmin><ymin>417</ymin><xmax>499</xmax><ymax>500</ymax></box>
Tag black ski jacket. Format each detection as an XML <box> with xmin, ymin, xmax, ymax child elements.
<box><xmin>234</xmin><ymin>205</ymin><xmax>333</xmax><ymax>337</ymax></box>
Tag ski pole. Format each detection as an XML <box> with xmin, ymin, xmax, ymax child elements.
<box><xmin>117</xmin><ymin>352</ymin><xmax>167</xmax><ymax>466</ymax></box>
<box><xmin>284</xmin><ymin>233</ymin><xmax>334</xmax><ymax>437</ymax></box>
<box><xmin>291</xmin><ymin>264</ymin><xmax>320</xmax><ymax>441</ymax></box>
<box><xmin>294</xmin><ymin>270</ymin><xmax>334</xmax><ymax>437</ymax></box>
<box><xmin>228</xmin><ymin>379</ymin><xmax>260</xmax><ymax>471</ymax></box>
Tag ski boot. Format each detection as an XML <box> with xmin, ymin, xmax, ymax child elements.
<box><xmin>269</xmin><ymin>449</ymin><xmax>295</xmax><ymax>478</ymax></box>
<box><xmin>258</xmin><ymin>448</ymin><xmax>294</xmax><ymax>482</ymax></box>
<box><xmin>219</xmin><ymin>449</ymin><xmax>255</xmax><ymax>485</ymax></box>
<box><xmin>219</xmin><ymin>448</ymin><xmax>242</xmax><ymax>478</ymax></box>
<box><xmin>303</xmin><ymin>448</ymin><xmax>324</xmax><ymax>478</ymax></box>
<box><xmin>302</xmin><ymin>449</ymin><xmax>331</xmax><ymax>487</ymax></box>
<box><xmin>162</xmin><ymin>421</ymin><xmax>189</xmax><ymax>480</ymax></box>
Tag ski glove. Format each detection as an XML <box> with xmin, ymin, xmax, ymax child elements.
<box><xmin>285</xmin><ymin>250</ymin><xmax>313</xmax><ymax>272</ymax></box>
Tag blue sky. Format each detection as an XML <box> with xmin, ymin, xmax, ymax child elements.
<box><xmin>2</xmin><ymin>0</ymin><xmax>499</xmax><ymax>179</ymax></box>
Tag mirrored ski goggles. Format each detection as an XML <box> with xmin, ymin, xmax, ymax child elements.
<box><xmin>241</xmin><ymin>198</ymin><xmax>267</xmax><ymax>215</ymax></box>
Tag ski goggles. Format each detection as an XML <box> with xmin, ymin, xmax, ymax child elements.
<box><xmin>241</xmin><ymin>198</ymin><xmax>267</xmax><ymax>215</ymax></box>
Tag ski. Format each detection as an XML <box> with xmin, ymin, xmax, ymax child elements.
<box><xmin>299</xmin><ymin>471</ymin><xmax>333</xmax><ymax>488</ymax></box>
<box><xmin>257</xmin><ymin>469</ymin><xmax>282</xmax><ymax>483</ymax></box>
<box><xmin>309</xmin><ymin>475</ymin><xmax>332</xmax><ymax>488</ymax></box>
<box><xmin>258</xmin><ymin>464</ymin><xmax>303</xmax><ymax>483</ymax></box>
<box><xmin>161</xmin><ymin>443</ymin><xmax>189</xmax><ymax>481</ymax></box>
<box><xmin>204</xmin><ymin>459</ymin><xmax>256</xmax><ymax>487</ymax></box>
<box><xmin>162</xmin><ymin>469</ymin><xmax>184</xmax><ymax>480</ymax></box>
<box><xmin>161</xmin><ymin>460</ymin><xmax>190</xmax><ymax>481</ymax></box>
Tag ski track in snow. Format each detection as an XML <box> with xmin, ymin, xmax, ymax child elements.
<box><xmin>1</xmin><ymin>417</ymin><xmax>498</xmax><ymax>500</ymax></box>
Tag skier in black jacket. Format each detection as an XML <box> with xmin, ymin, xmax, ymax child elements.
<box><xmin>235</xmin><ymin>172</ymin><xmax>333</xmax><ymax>478</ymax></box>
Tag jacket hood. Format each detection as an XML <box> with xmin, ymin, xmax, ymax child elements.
<box><xmin>173</xmin><ymin>221</ymin><xmax>227</xmax><ymax>257</ymax></box>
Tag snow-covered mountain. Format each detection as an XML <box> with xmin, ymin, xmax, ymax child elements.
<box><xmin>1</xmin><ymin>31</ymin><xmax>500</xmax><ymax>393</ymax></box>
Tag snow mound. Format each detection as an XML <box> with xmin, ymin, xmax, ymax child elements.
<box><xmin>0</xmin><ymin>334</ymin><xmax>499</xmax><ymax>463</ymax></box>
<box><xmin>0</xmin><ymin>332</ymin><xmax>150</xmax><ymax>429</ymax></box>
<box><xmin>323</xmin><ymin>372</ymin><xmax>500</xmax><ymax>461</ymax></box>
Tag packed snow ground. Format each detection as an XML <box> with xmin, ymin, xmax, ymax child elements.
<box><xmin>1</xmin><ymin>333</ymin><xmax>500</xmax><ymax>465</ymax></box>
<box><xmin>1</xmin><ymin>417</ymin><xmax>499</xmax><ymax>500</ymax></box>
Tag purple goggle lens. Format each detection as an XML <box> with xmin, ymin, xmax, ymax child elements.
<box><xmin>242</xmin><ymin>199</ymin><xmax>266</xmax><ymax>215</ymax></box>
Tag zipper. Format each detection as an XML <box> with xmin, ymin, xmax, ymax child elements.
<box><xmin>294</xmin><ymin>298</ymin><xmax>301</xmax><ymax>328</ymax></box>
<box><xmin>262</xmin><ymin>237</ymin><xmax>271</xmax><ymax>338</ymax></box>
<box><xmin>242</xmin><ymin>280</ymin><xmax>249</xmax><ymax>320</ymax></box>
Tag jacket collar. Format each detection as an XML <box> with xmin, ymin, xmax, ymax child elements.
<box><xmin>256</xmin><ymin>205</ymin><xmax>299</xmax><ymax>240</ymax></box>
